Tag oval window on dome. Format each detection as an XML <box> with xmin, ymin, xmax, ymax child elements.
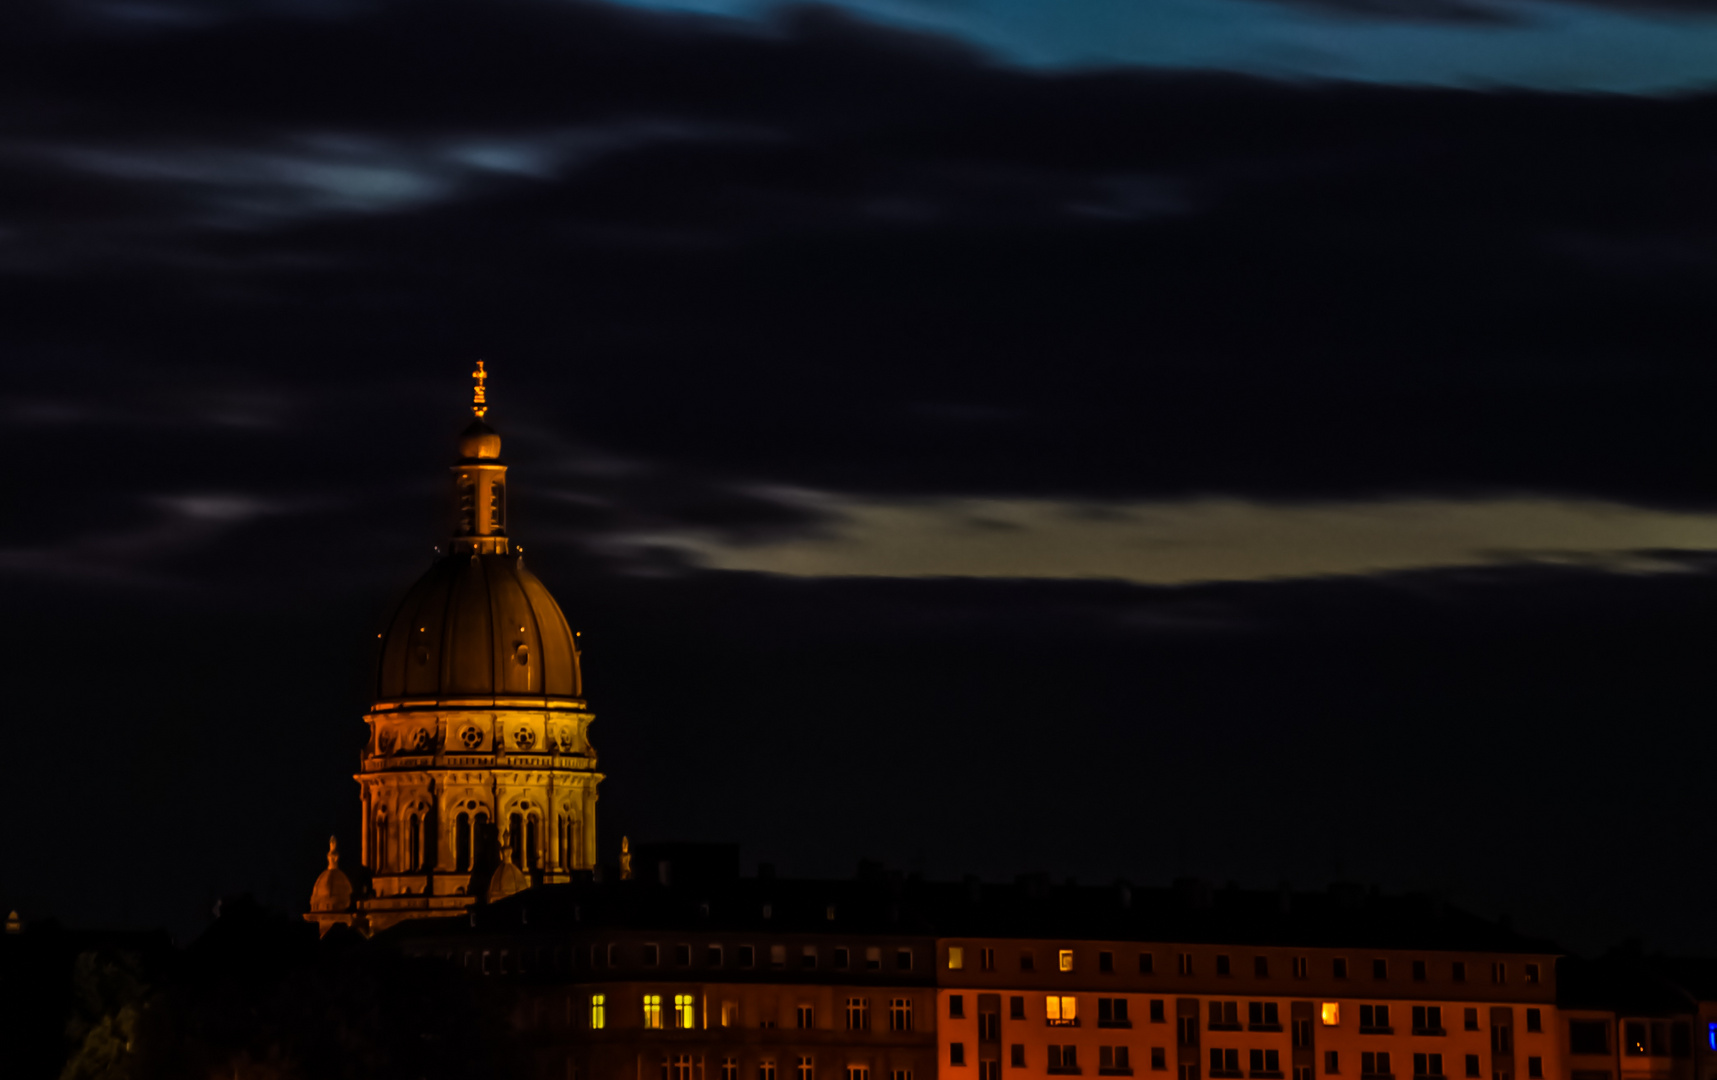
<box><xmin>514</xmin><ymin>644</ymin><xmax>530</xmax><ymax>666</ymax></box>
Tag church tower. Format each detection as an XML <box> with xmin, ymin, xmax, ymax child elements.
<box><xmin>309</xmin><ymin>365</ymin><xmax>602</xmax><ymax>935</ymax></box>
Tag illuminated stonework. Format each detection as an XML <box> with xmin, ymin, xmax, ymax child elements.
<box><xmin>309</xmin><ymin>375</ymin><xmax>602</xmax><ymax>935</ymax></box>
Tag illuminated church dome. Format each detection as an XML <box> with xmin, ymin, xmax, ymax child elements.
<box><xmin>309</xmin><ymin>362</ymin><xmax>603</xmax><ymax>937</ymax></box>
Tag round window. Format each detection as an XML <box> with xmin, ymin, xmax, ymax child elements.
<box><xmin>514</xmin><ymin>726</ymin><xmax>536</xmax><ymax>750</ymax></box>
<box><xmin>459</xmin><ymin>726</ymin><xmax>483</xmax><ymax>749</ymax></box>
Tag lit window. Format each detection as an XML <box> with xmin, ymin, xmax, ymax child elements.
<box><xmin>1048</xmin><ymin>996</ymin><xmax>1079</xmax><ymax>1025</ymax></box>
<box><xmin>950</xmin><ymin>946</ymin><xmax>966</xmax><ymax>970</ymax></box>
<box><xmin>643</xmin><ymin>994</ymin><xmax>663</xmax><ymax>1029</ymax></box>
<box><xmin>1708</xmin><ymin>1022</ymin><xmax>1716</xmax><ymax>1052</ymax></box>
<box><xmin>591</xmin><ymin>994</ymin><xmax>607</xmax><ymax>1029</ymax></box>
<box><xmin>674</xmin><ymin>993</ymin><xmax>696</xmax><ymax>1028</ymax></box>
<box><xmin>1060</xmin><ymin>950</ymin><xmax>1076</xmax><ymax>972</ymax></box>
<box><xmin>865</xmin><ymin>947</ymin><xmax>882</xmax><ymax>970</ymax></box>
<box><xmin>1320</xmin><ymin>1003</ymin><xmax>1340</xmax><ymax>1027</ymax></box>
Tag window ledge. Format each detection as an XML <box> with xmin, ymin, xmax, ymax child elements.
<box><xmin>1412</xmin><ymin>1030</ymin><xmax>1447</xmax><ymax>1038</ymax></box>
<box><xmin>1099</xmin><ymin>1069</ymin><xmax>1135</xmax><ymax>1076</ymax></box>
<box><xmin>1359</xmin><ymin>1028</ymin><xmax>1395</xmax><ymax>1036</ymax></box>
<box><xmin>1413</xmin><ymin>1074</ymin><xmax>1448</xmax><ymax>1079</ymax></box>
<box><xmin>1249</xmin><ymin>1025</ymin><xmax>1284</xmax><ymax>1034</ymax></box>
<box><xmin>1100</xmin><ymin>1021</ymin><xmax>1136</xmax><ymax>1030</ymax></box>
<box><xmin>1049</xmin><ymin>1020</ymin><xmax>1082</xmax><ymax>1028</ymax></box>
<box><xmin>1211</xmin><ymin>1071</ymin><xmax>1245</xmax><ymax>1078</ymax></box>
<box><xmin>1048</xmin><ymin>1069</ymin><xmax>1083</xmax><ymax>1076</ymax></box>
<box><xmin>1361</xmin><ymin>1074</ymin><xmax>1396</xmax><ymax>1079</ymax></box>
<box><xmin>1210</xmin><ymin>1024</ymin><xmax>1243</xmax><ymax>1032</ymax></box>
<box><xmin>1252</xmin><ymin>1071</ymin><xmax>1285</xmax><ymax>1078</ymax></box>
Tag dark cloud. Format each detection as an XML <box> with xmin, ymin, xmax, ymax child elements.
<box><xmin>1249</xmin><ymin>0</ymin><xmax>1522</xmax><ymax>25</ymax></box>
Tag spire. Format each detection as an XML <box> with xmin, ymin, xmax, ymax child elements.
<box><xmin>472</xmin><ymin>360</ymin><xmax>489</xmax><ymax>418</ymax></box>
<box><xmin>452</xmin><ymin>363</ymin><xmax>508</xmax><ymax>554</ymax></box>
<box><xmin>327</xmin><ymin>835</ymin><xmax>341</xmax><ymax>870</ymax></box>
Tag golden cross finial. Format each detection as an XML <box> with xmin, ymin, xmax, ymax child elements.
<box><xmin>471</xmin><ymin>360</ymin><xmax>489</xmax><ymax>418</ymax></box>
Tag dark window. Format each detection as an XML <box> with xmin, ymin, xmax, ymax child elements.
<box><xmin>1361</xmin><ymin>1053</ymin><xmax>1391</xmax><ymax>1078</ymax></box>
<box><xmin>1050</xmin><ymin>1047</ymin><xmax>1080</xmax><ymax>1074</ymax></box>
<box><xmin>897</xmin><ymin>949</ymin><xmax>913</xmax><ymax>971</ymax></box>
<box><xmin>1525</xmin><ymin>1010</ymin><xmax>1540</xmax><ymax>1034</ymax></box>
<box><xmin>1373</xmin><ymin>960</ymin><xmax>1388</xmax><ymax>981</ymax></box>
<box><xmin>980</xmin><ymin>1010</ymin><xmax>1000</xmax><ymax>1042</ymax></box>
<box><xmin>1525</xmin><ymin>964</ymin><xmax>1540</xmax><ymax>985</ymax></box>
<box><xmin>1102</xmin><ymin>1047</ymin><xmax>1133</xmax><ymax>1074</ymax></box>
<box><xmin>1464</xmin><ymin>1010</ymin><xmax>1478</xmax><ymax>1032</ymax></box>
<box><xmin>1210</xmin><ymin>1002</ymin><xmax>1240</xmax><ymax>1030</ymax></box>
<box><xmin>1334</xmin><ymin>959</ymin><xmax>1349</xmax><ymax>980</ymax></box>
<box><xmin>1151</xmin><ymin>1000</ymin><xmax>1166</xmax><ymax>1023</ymax></box>
<box><xmin>1141</xmin><ymin>953</ymin><xmax>1156</xmax><ymax>975</ymax></box>
<box><xmin>1179</xmin><ymin>954</ymin><xmax>1194</xmax><ymax>976</ymax></box>
<box><xmin>1153</xmin><ymin>1050</ymin><xmax>1167</xmax><ymax>1071</ymax></box>
<box><xmin>676</xmin><ymin>944</ymin><xmax>691</xmax><ymax>966</ymax></box>
<box><xmin>1325</xmin><ymin>1053</ymin><xmax>1338</xmax><ymax>1076</ymax></box>
<box><xmin>1464</xmin><ymin>1058</ymin><xmax>1479</xmax><ymax>1079</ymax></box>
<box><xmin>1217</xmin><ymin>956</ymin><xmax>1233</xmax><ymax>977</ymax></box>
<box><xmin>1249</xmin><ymin>1002</ymin><xmax>1281</xmax><ymax>1030</ymax></box>
<box><xmin>1250</xmin><ymin>1050</ymin><xmax>1281</xmax><ymax>1076</ymax></box>
<box><xmin>738</xmin><ymin>945</ymin><xmax>755</xmax><ymax>968</ymax></box>
<box><xmin>1293</xmin><ymin>958</ymin><xmax>1309</xmax><ymax>979</ymax></box>
<box><xmin>1451</xmin><ymin>963</ymin><xmax>1466</xmax><ymax>983</ymax></box>
<box><xmin>1412</xmin><ymin>1055</ymin><xmax>1443</xmax><ymax>1078</ymax></box>
<box><xmin>1256</xmin><ymin>957</ymin><xmax>1270</xmax><ymax>978</ymax></box>
<box><xmin>643</xmin><ymin>943</ymin><xmax>660</xmax><ymax>966</ymax></box>
<box><xmin>1526</xmin><ymin>1062</ymin><xmax>1541</xmax><ymax>1080</ymax></box>
<box><xmin>709</xmin><ymin>945</ymin><xmax>725</xmax><ymax>966</ymax></box>
<box><xmin>1293</xmin><ymin>1020</ymin><xmax>1313</xmax><ymax>1048</ymax></box>
<box><xmin>1011</xmin><ymin>997</ymin><xmax>1026</xmax><ymax>1020</ymax></box>
<box><xmin>1210</xmin><ymin>1049</ymin><xmax>1242</xmax><ymax>1077</ymax></box>
<box><xmin>1412</xmin><ymin>961</ymin><xmax>1427</xmax><ymax>982</ymax></box>
<box><xmin>1023</xmin><ymin>953</ymin><xmax>1036</xmax><ymax>973</ymax></box>
<box><xmin>951</xmin><ymin>1045</ymin><xmax>966</xmax><ymax>1068</ymax></box>
<box><xmin>1360</xmin><ymin>1006</ymin><xmax>1392</xmax><ymax>1034</ymax></box>
<box><xmin>797</xmin><ymin>1005</ymin><xmax>814</xmax><ymax>1029</ymax></box>
<box><xmin>1624</xmin><ymin>1022</ymin><xmax>1647</xmax><ymax>1056</ymax></box>
<box><xmin>1100</xmin><ymin>999</ymin><xmax>1132</xmax><ymax>1027</ymax></box>
<box><xmin>982</xmin><ymin>948</ymin><xmax>996</xmax><ymax>971</ymax></box>
<box><xmin>1013</xmin><ymin>1047</ymin><xmax>1027</xmax><ymax>1069</ymax></box>
<box><xmin>1413</xmin><ymin>1007</ymin><xmax>1443</xmax><ymax>1035</ymax></box>
<box><xmin>1179</xmin><ymin>1018</ymin><xmax>1200</xmax><ymax>1046</ymax></box>
<box><xmin>1570</xmin><ymin>1022</ymin><xmax>1609</xmax><ymax>1055</ymax></box>
<box><xmin>1101</xmin><ymin>952</ymin><xmax>1116</xmax><ymax>973</ymax></box>
<box><xmin>1671</xmin><ymin>1022</ymin><xmax>1691</xmax><ymax>1058</ymax></box>
<box><xmin>951</xmin><ymin>996</ymin><xmax>965</xmax><ymax>1020</ymax></box>
<box><xmin>834</xmin><ymin>947</ymin><xmax>849</xmax><ymax>969</ymax></box>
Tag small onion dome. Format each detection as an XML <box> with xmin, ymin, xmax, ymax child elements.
<box><xmin>309</xmin><ymin>837</ymin><xmax>354</xmax><ymax>913</ymax></box>
<box><xmin>374</xmin><ymin>552</ymin><xmax>582</xmax><ymax>703</ymax></box>
<box><xmin>487</xmin><ymin>859</ymin><xmax>529</xmax><ymax>902</ymax></box>
<box><xmin>457</xmin><ymin>419</ymin><xmax>502</xmax><ymax>461</ymax></box>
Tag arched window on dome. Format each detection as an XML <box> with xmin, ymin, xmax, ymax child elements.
<box><xmin>455</xmin><ymin>812</ymin><xmax>471</xmax><ymax>873</ymax></box>
<box><xmin>509</xmin><ymin>812</ymin><xmax>524</xmax><ymax>868</ymax></box>
<box><xmin>408</xmin><ymin>814</ymin><xmax>422</xmax><ymax>872</ymax></box>
<box><xmin>526</xmin><ymin>813</ymin><xmax>540</xmax><ymax>871</ymax></box>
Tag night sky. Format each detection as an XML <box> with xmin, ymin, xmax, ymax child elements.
<box><xmin>3</xmin><ymin>0</ymin><xmax>1717</xmax><ymax>954</ymax></box>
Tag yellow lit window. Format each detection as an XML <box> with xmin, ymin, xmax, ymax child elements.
<box><xmin>1059</xmin><ymin>950</ymin><xmax>1075</xmax><ymax>972</ymax></box>
<box><xmin>1321</xmin><ymin>1003</ymin><xmax>1340</xmax><ymax>1027</ymax></box>
<box><xmin>949</xmin><ymin>946</ymin><xmax>965</xmax><ymax>970</ymax></box>
<box><xmin>644</xmin><ymin>993</ymin><xmax>664</xmax><ymax>1029</ymax></box>
<box><xmin>591</xmin><ymin>993</ymin><xmax>607</xmax><ymax>1029</ymax></box>
<box><xmin>675</xmin><ymin>993</ymin><xmax>696</xmax><ymax>1028</ymax></box>
<box><xmin>1048</xmin><ymin>996</ymin><xmax>1078</xmax><ymax>1025</ymax></box>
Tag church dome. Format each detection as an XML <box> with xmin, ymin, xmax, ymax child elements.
<box><xmin>374</xmin><ymin>551</ymin><xmax>583</xmax><ymax>703</ymax></box>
